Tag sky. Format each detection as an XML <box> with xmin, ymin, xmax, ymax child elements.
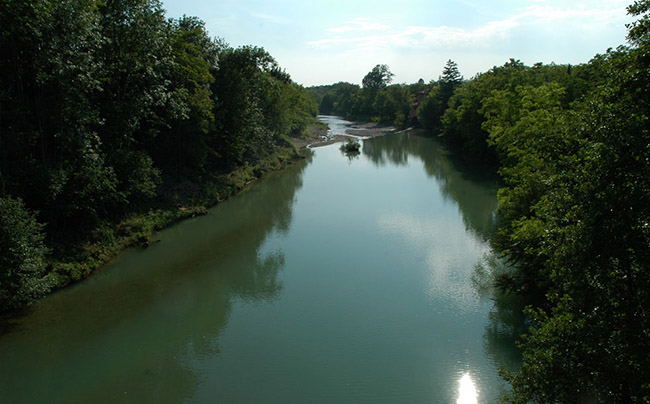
<box><xmin>160</xmin><ymin>0</ymin><xmax>635</xmax><ymax>87</ymax></box>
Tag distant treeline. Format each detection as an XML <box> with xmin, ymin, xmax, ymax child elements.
<box><xmin>309</xmin><ymin>3</ymin><xmax>650</xmax><ymax>403</ymax></box>
<box><xmin>307</xmin><ymin>64</ymin><xmax>429</xmax><ymax>127</ymax></box>
<box><xmin>0</xmin><ymin>0</ymin><xmax>317</xmax><ymax>311</ymax></box>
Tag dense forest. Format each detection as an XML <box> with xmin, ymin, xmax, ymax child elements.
<box><xmin>311</xmin><ymin>2</ymin><xmax>650</xmax><ymax>403</ymax></box>
<box><xmin>0</xmin><ymin>0</ymin><xmax>318</xmax><ymax>311</ymax></box>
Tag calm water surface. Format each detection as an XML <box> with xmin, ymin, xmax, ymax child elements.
<box><xmin>0</xmin><ymin>119</ymin><xmax>520</xmax><ymax>403</ymax></box>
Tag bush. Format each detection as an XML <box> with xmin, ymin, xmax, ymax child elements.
<box><xmin>0</xmin><ymin>197</ymin><xmax>50</xmax><ymax>311</ymax></box>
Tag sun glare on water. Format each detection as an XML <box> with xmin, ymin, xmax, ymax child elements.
<box><xmin>457</xmin><ymin>373</ymin><xmax>478</xmax><ymax>404</ymax></box>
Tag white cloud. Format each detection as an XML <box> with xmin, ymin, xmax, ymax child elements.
<box><xmin>251</xmin><ymin>12</ymin><xmax>291</xmax><ymax>24</ymax></box>
<box><xmin>520</xmin><ymin>3</ymin><xmax>620</xmax><ymax>23</ymax></box>
<box><xmin>307</xmin><ymin>2</ymin><xmax>629</xmax><ymax>52</ymax></box>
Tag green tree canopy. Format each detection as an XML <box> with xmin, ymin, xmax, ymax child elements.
<box><xmin>362</xmin><ymin>64</ymin><xmax>394</xmax><ymax>90</ymax></box>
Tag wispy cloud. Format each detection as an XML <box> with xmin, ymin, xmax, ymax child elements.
<box><xmin>519</xmin><ymin>3</ymin><xmax>624</xmax><ymax>23</ymax></box>
<box><xmin>251</xmin><ymin>12</ymin><xmax>291</xmax><ymax>24</ymax></box>
<box><xmin>307</xmin><ymin>2</ymin><xmax>629</xmax><ymax>51</ymax></box>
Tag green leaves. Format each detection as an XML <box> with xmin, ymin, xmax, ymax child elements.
<box><xmin>0</xmin><ymin>0</ymin><xmax>318</xmax><ymax>310</ymax></box>
<box><xmin>491</xmin><ymin>22</ymin><xmax>650</xmax><ymax>404</ymax></box>
<box><xmin>361</xmin><ymin>64</ymin><xmax>394</xmax><ymax>90</ymax></box>
<box><xmin>209</xmin><ymin>44</ymin><xmax>317</xmax><ymax>169</ymax></box>
<box><xmin>627</xmin><ymin>0</ymin><xmax>650</xmax><ymax>45</ymax></box>
<box><xmin>0</xmin><ymin>197</ymin><xmax>50</xmax><ymax>311</ymax></box>
<box><xmin>417</xmin><ymin>60</ymin><xmax>463</xmax><ymax>136</ymax></box>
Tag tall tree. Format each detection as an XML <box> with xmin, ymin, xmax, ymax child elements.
<box><xmin>95</xmin><ymin>0</ymin><xmax>174</xmax><ymax>205</ymax></box>
<box><xmin>151</xmin><ymin>15</ymin><xmax>217</xmax><ymax>175</ymax></box>
<box><xmin>361</xmin><ymin>64</ymin><xmax>394</xmax><ymax>90</ymax></box>
<box><xmin>439</xmin><ymin>59</ymin><xmax>463</xmax><ymax>99</ymax></box>
<box><xmin>418</xmin><ymin>60</ymin><xmax>463</xmax><ymax>136</ymax></box>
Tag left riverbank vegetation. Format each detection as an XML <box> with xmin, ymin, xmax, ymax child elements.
<box><xmin>309</xmin><ymin>3</ymin><xmax>650</xmax><ymax>403</ymax></box>
<box><xmin>0</xmin><ymin>0</ymin><xmax>319</xmax><ymax>312</ymax></box>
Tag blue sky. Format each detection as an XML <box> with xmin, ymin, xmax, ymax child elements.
<box><xmin>161</xmin><ymin>0</ymin><xmax>634</xmax><ymax>86</ymax></box>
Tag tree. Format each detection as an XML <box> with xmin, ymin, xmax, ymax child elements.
<box><xmin>0</xmin><ymin>197</ymin><xmax>50</xmax><ymax>311</ymax></box>
<box><xmin>319</xmin><ymin>93</ymin><xmax>334</xmax><ymax>115</ymax></box>
<box><xmin>373</xmin><ymin>85</ymin><xmax>411</xmax><ymax>126</ymax></box>
<box><xmin>439</xmin><ymin>59</ymin><xmax>463</xmax><ymax>99</ymax></box>
<box><xmin>418</xmin><ymin>60</ymin><xmax>463</xmax><ymax>136</ymax></box>
<box><xmin>501</xmin><ymin>52</ymin><xmax>650</xmax><ymax>400</ymax></box>
<box><xmin>0</xmin><ymin>0</ymin><xmax>320</xmax><ymax>309</ymax></box>
<box><xmin>627</xmin><ymin>0</ymin><xmax>650</xmax><ymax>44</ymax></box>
<box><xmin>211</xmin><ymin>45</ymin><xmax>316</xmax><ymax>167</ymax></box>
<box><xmin>0</xmin><ymin>0</ymin><xmax>125</xmax><ymax>232</ymax></box>
<box><xmin>152</xmin><ymin>15</ymin><xmax>217</xmax><ymax>175</ymax></box>
<box><xmin>493</xmin><ymin>4</ymin><xmax>650</xmax><ymax>400</ymax></box>
<box><xmin>332</xmin><ymin>82</ymin><xmax>360</xmax><ymax>118</ymax></box>
<box><xmin>362</xmin><ymin>64</ymin><xmax>394</xmax><ymax>90</ymax></box>
<box><xmin>95</xmin><ymin>0</ymin><xmax>171</xmax><ymax>204</ymax></box>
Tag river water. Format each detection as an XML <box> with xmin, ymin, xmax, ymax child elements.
<box><xmin>0</xmin><ymin>119</ymin><xmax>520</xmax><ymax>403</ymax></box>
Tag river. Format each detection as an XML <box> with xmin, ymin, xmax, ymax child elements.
<box><xmin>0</xmin><ymin>117</ymin><xmax>521</xmax><ymax>403</ymax></box>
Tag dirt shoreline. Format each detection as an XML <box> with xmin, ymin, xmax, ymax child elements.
<box><xmin>299</xmin><ymin>121</ymin><xmax>402</xmax><ymax>148</ymax></box>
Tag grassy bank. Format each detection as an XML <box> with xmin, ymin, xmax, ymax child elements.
<box><xmin>43</xmin><ymin>140</ymin><xmax>308</xmax><ymax>291</ymax></box>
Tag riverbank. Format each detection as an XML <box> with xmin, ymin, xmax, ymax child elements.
<box><xmin>10</xmin><ymin>118</ymin><xmax>398</xmax><ymax>311</ymax></box>
<box><xmin>43</xmin><ymin>141</ymin><xmax>308</xmax><ymax>293</ymax></box>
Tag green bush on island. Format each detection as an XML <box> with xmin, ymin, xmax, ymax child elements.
<box><xmin>340</xmin><ymin>139</ymin><xmax>361</xmax><ymax>153</ymax></box>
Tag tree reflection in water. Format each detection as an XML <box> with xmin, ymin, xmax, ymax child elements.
<box><xmin>362</xmin><ymin>131</ymin><xmax>500</xmax><ymax>241</ymax></box>
<box><xmin>363</xmin><ymin>131</ymin><xmax>523</xmax><ymax>394</ymax></box>
<box><xmin>0</xmin><ymin>155</ymin><xmax>312</xmax><ymax>404</ymax></box>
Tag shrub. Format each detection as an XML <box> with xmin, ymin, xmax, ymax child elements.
<box><xmin>0</xmin><ymin>197</ymin><xmax>50</xmax><ymax>311</ymax></box>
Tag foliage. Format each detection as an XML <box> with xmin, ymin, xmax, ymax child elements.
<box><xmin>485</xmin><ymin>4</ymin><xmax>650</xmax><ymax>401</ymax></box>
<box><xmin>437</xmin><ymin>59</ymin><xmax>596</xmax><ymax>166</ymax></box>
<box><xmin>211</xmin><ymin>45</ymin><xmax>316</xmax><ymax>168</ymax></box>
<box><xmin>361</xmin><ymin>64</ymin><xmax>394</xmax><ymax>90</ymax></box>
<box><xmin>627</xmin><ymin>0</ymin><xmax>650</xmax><ymax>44</ymax></box>
<box><xmin>498</xmin><ymin>43</ymin><xmax>650</xmax><ymax>402</ymax></box>
<box><xmin>0</xmin><ymin>197</ymin><xmax>50</xmax><ymax>310</ymax></box>
<box><xmin>0</xmin><ymin>0</ymin><xmax>318</xmax><ymax>311</ymax></box>
<box><xmin>339</xmin><ymin>139</ymin><xmax>360</xmax><ymax>152</ymax></box>
<box><xmin>417</xmin><ymin>59</ymin><xmax>463</xmax><ymax>135</ymax></box>
<box><xmin>307</xmin><ymin>66</ymin><xmax>414</xmax><ymax>125</ymax></box>
<box><xmin>373</xmin><ymin>85</ymin><xmax>411</xmax><ymax>126</ymax></box>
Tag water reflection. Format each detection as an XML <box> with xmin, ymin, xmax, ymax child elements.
<box><xmin>362</xmin><ymin>132</ymin><xmax>410</xmax><ymax>167</ymax></box>
<box><xmin>377</xmin><ymin>211</ymin><xmax>491</xmax><ymax>312</ymax></box>
<box><xmin>0</xmin><ymin>158</ymin><xmax>310</xmax><ymax>404</ymax></box>
<box><xmin>362</xmin><ymin>131</ymin><xmax>499</xmax><ymax>240</ymax></box>
<box><xmin>340</xmin><ymin>148</ymin><xmax>360</xmax><ymax>162</ymax></box>
<box><xmin>0</xmin><ymin>125</ymin><xmax>522</xmax><ymax>403</ymax></box>
<box><xmin>457</xmin><ymin>373</ymin><xmax>478</xmax><ymax>404</ymax></box>
<box><xmin>364</xmin><ymin>131</ymin><xmax>522</xmax><ymax>398</ymax></box>
<box><xmin>474</xmin><ymin>254</ymin><xmax>526</xmax><ymax>377</ymax></box>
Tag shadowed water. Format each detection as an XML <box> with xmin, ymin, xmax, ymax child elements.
<box><xmin>0</xmin><ymin>122</ymin><xmax>520</xmax><ymax>403</ymax></box>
